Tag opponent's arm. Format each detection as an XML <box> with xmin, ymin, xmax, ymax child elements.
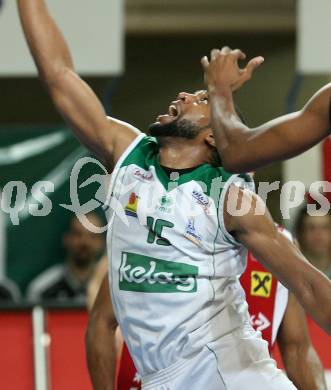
<box><xmin>86</xmin><ymin>275</ymin><xmax>117</xmax><ymax>390</ymax></box>
<box><xmin>87</xmin><ymin>255</ymin><xmax>108</xmax><ymax>311</ymax></box>
<box><xmin>17</xmin><ymin>0</ymin><xmax>139</xmax><ymax>168</ymax></box>
<box><xmin>224</xmin><ymin>186</ymin><xmax>331</xmax><ymax>335</ymax></box>
<box><xmin>202</xmin><ymin>48</ymin><xmax>331</xmax><ymax>172</ymax></box>
<box><xmin>278</xmin><ymin>293</ymin><xmax>327</xmax><ymax>390</ymax></box>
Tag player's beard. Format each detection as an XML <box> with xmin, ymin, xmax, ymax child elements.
<box><xmin>148</xmin><ymin>118</ymin><xmax>205</xmax><ymax>140</ymax></box>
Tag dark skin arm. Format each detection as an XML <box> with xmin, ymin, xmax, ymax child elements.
<box><xmin>224</xmin><ymin>185</ymin><xmax>331</xmax><ymax>335</ymax></box>
<box><xmin>17</xmin><ymin>0</ymin><xmax>139</xmax><ymax>169</ymax></box>
<box><xmin>278</xmin><ymin>293</ymin><xmax>327</xmax><ymax>390</ymax></box>
<box><xmin>202</xmin><ymin>47</ymin><xmax>331</xmax><ymax>172</ymax></box>
<box><xmin>86</xmin><ymin>275</ymin><xmax>117</xmax><ymax>390</ymax></box>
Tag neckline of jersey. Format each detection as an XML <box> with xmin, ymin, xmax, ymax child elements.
<box><xmin>154</xmin><ymin>154</ymin><xmax>211</xmax><ymax>190</ymax></box>
<box><xmin>160</xmin><ymin>164</ymin><xmax>204</xmax><ymax>177</ymax></box>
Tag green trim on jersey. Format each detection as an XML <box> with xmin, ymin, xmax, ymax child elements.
<box><xmin>120</xmin><ymin>136</ymin><xmax>251</xmax><ymax>195</ymax></box>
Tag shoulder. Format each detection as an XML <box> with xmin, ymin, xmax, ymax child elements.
<box><xmin>218</xmin><ymin>170</ymin><xmax>255</xmax><ymax>204</ymax></box>
<box><xmin>195</xmin><ymin>166</ymin><xmax>254</xmax><ymax>198</ymax></box>
<box><xmin>118</xmin><ymin>134</ymin><xmax>159</xmax><ymax>170</ymax></box>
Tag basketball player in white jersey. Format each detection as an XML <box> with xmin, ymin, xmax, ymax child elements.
<box><xmin>201</xmin><ymin>47</ymin><xmax>331</xmax><ymax>172</ymax></box>
<box><xmin>18</xmin><ymin>2</ymin><xmax>331</xmax><ymax>389</ymax></box>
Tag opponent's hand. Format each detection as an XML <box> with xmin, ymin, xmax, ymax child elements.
<box><xmin>201</xmin><ymin>46</ymin><xmax>264</xmax><ymax>93</ymax></box>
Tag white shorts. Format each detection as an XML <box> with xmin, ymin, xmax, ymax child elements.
<box><xmin>141</xmin><ymin>324</ymin><xmax>297</xmax><ymax>390</ymax></box>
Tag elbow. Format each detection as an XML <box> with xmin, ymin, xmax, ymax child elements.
<box><xmin>222</xmin><ymin>159</ymin><xmax>243</xmax><ymax>173</ymax></box>
<box><xmin>86</xmin><ymin>308</ymin><xmax>117</xmax><ymax>345</ymax></box>
<box><xmin>221</xmin><ymin>153</ymin><xmax>247</xmax><ymax>173</ymax></box>
<box><xmin>40</xmin><ymin>66</ymin><xmax>73</xmax><ymax>90</ymax></box>
<box><xmin>216</xmin><ymin>147</ymin><xmax>236</xmax><ymax>172</ymax></box>
<box><xmin>217</xmin><ymin>145</ymin><xmax>251</xmax><ymax>173</ymax></box>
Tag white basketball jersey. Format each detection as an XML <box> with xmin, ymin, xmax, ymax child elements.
<box><xmin>107</xmin><ymin>134</ymin><xmax>255</xmax><ymax>376</ymax></box>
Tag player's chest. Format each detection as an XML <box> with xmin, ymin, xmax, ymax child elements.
<box><xmin>112</xmin><ymin>166</ymin><xmax>220</xmax><ymax>249</ymax></box>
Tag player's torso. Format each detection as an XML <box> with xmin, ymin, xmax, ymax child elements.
<box><xmin>107</xmin><ymin>135</ymin><xmax>251</xmax><ymax>375</ymax></box>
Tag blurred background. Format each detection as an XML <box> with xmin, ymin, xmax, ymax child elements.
<box><xmin>0</xmin><ymin>0</ymin><xmax>330</xmax><ymax>389</ymax></box>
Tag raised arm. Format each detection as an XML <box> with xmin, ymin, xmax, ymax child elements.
<box><xmin>202</xmin><ymin>47</ymin><xmax>331</xmax><ymax>172</ymax></box>
<box><xmin>277</xmin><ymin>293</ymin><xmax>327</xmax><ymax>390</ymax></box>
<box><xmin>224</xmin><ymin>186</ymin><xmax>331</xmax><ymax>335</ymax></box>
<box><xmin>17</xmin><ymin>0</ymin><xmax>139</xmax><ymax>168</ymax></box>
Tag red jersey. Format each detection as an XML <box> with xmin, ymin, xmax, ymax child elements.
<box><xmin>240</xmin><ymin>227</ymin><xmax>291</xmax><ymax>354</ymax></box>
<box><xmin>116</xmin><ymin>227</ymin><xmax>292</xmax><ymax>387</ymax></box>
<box><xmin>116</xmin><ymin>343</ymin><xmax>141</xmax><ymax>390</ymax></box>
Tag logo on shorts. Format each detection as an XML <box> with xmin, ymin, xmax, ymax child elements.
<box><xmin>125</xmin><ymin>193</ymin><xmax>139</xmax><ymax>217</ymax></box>
<box><xmin>119</xmin><ymin>252</ymin><xmax>198</xmax><ymax>293</ymax></box>
<box><xmin>184</xmin><ymin>218</ymin><xmax>202</xmax><ymax>246</ymax></box>
<box><xmin>250</xmin><ymin>271</ymin><xmax>272</xmax><ymax>298</ymax></box>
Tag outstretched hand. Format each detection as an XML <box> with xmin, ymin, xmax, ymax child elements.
<box><xmin>201</xmin><ymin>47</ymin><xmax>264</xmax><ymax>93</ymax></box>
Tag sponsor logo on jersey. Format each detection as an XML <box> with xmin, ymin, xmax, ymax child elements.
<box><xmin>125</xmin><ymin>192</ymin><xmax>139</xmax><ymax>217</ymax></box>
<box><xmin>184</xmin><ymin>218</ymin><xmax>202</xmax><ymax>246</ymax></box>
<box><xmin>132</xmin><ymin>168</ymin><xmax>154</xmax><ymax>182</ymax></box>
<box><xmin>192</xmin><ymin>189</ymin><xmax>211</xmax><ymax>214</ymax></box>
<box><xmin>119</xmin><ymin>252</ymin><xmax>198</xmax><ymax>293</ymax></box>
<box><xmin>250</xmin><ymin>312</ymin><xmax>271</xmax><ymax>332</ymax></box>
<box><xmin>251</xmin><ymin>271</ymin><xmax>272</xmax><ymax>298</ymax></box>
<box><xmin>155</xmin><ymin>195</ymin><xmax>174</xmax><ymax>214</ymax></box>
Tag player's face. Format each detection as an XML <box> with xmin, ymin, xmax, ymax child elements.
<box><xmin>149</xmin><ymin>90</ymin><xmax>211</xmax><ymax>139</ymax></box>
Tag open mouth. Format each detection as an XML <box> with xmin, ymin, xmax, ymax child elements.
<box><xmin>168</xmin><ymin>104</ymin><xmax>179</xmax><ymax>118</ymax></box>
<box><xmin>156</xmin><ymin>102</ymin><xmax>181</xmax><ymax>124</ymax></box>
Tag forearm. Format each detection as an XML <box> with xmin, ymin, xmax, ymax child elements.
<box><xmin>261</xmin><ymin>240</ymin><xmax>331</xmax><ymax>335</ymax></box>
<box><xmin>209</xmin><ymin>85</ymin><xmax>331</xmax><ymax>173</ymax></box>
<box><xmin>209</xmin><ymin>89</ymin><xmax>249</xmax><ymax>171</ymax></box>
<box><xmin>86</xmin><ymin>320</ymin><xmax>117</xmax><ymax>390</ymax></box>
<box><xmin>17</xmin><ymin>0</ymin><xmax>73</xmax><ymax>83</ymax></box>
<box><xmin>297</xmin><ymin>268</ymin><xmax>331</xmax><ymax>336</ymax></box>
<box><xmin>254</xmin><ymin>234</ymin><xmax>331</xmax><ymax>335</ymax></box>
<box><xmin>233</xmin><ymin>198</ymin><xmax>331</xmax><ymax>335</ymax></box>
<box><xmin>282</xmin><ymin>345</ymin><xmax>327</xmax><ymax>390</ymax></box>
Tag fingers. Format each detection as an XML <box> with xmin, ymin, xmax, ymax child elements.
<box><xmin>220</xmin><ymin>46</ymin><xmax>231</xmax><ymax>55</ymax></box>
<box><xmin>204</xmin><ymin>47</ymin><xmax>246</xmax><ymax>63</ymax></box>
<box><xmin>211</xmin><ymin>49</ymin><xmax>221</xmax><ymax>61</ymax></box>
<box><xmin>231</xmin><ymin>49</ymin><xmax>246</xmax><ymax>61</ymax></box>
<box><xmin>244</xmin><ymin>56</ymin><xmax>264</xmax><ymax>77</ymax></box>
<box><xmin>201</xmin><ymin>56</ymin><xmax>209</xmax><ymax>70</ymax></box>
<box><xmin>233</xmin><ymin>56</ymin><xmax>264</xmax><ymax>91</ymax></box>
